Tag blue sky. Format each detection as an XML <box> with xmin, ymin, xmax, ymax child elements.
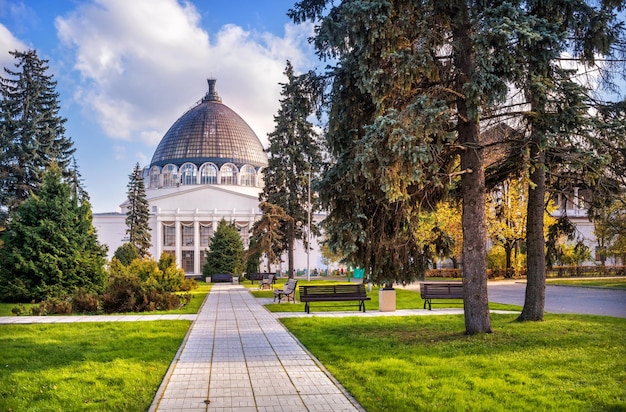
<box><xmin>1</xmin><ymin>0</ymin><xmax>317</xmax><ymax>212</ymax></box>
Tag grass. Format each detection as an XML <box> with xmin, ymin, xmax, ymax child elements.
<box><xmin>248</xmin><ymin>280</ymin><xmax>521</xmax><ymax>312</ymax></box>
<box><xmin>0</xmin><ymin>320</ymin><xmax>190</xmax><ymax>411</ymax></box>
<box><xmin>281</xmin><ymin>313</ymin><xmax>626</xmax><ymax>412</ymax></box>
<box><xmin>0</xmin><ymin>282</ymin><xmax>211</xmax><ymax>317</ymax></box>
<box><xmin>546</xmin><ymin>277</ymin><xmax>626</xmax><ymax>289</ymax></box>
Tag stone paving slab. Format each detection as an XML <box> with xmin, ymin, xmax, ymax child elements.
<box><xmin>149</xmin><ymin>284</ymin><xmax>364</xmax><ymax>412</ymax></box>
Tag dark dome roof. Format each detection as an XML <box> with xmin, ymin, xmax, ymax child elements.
<box><xmin>150</xmin><ymin>79</ymin><xmax>268</xmax><ymax>169</ymax></box>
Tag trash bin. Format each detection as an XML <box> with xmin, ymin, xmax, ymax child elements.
<box><xmin>353</xmin><ymin>268</ymin><xmax>364</xmax><ymax>279</ymax></box>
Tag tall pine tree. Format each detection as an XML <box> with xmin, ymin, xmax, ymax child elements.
<box><xmin>260</xmin><ymin>61</ymin><xmax>323</xmax><ymax>277</ymax></box>
<box><xmin>125</xmin><ymin>163</ymin><xmax>152</xmax><ymax>257</ymax></box>
<box><xmin>0</xmin><ymin>50</ymin><xmax>76</xmax><ymax>225</ymax></box>
<box><xmin>0</xmin><ymin>164</ymin><xmax>107</xmax><ymax>302</ymax></box>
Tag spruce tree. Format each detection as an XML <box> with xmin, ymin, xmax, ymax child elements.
<box><xmin>260</xmin><ymin>61</ymin><xmax>323</xmax><ymax>277</ymax></box>
<box><xmin>484</xmin><ymin>1</ymin><xmax>625</xmax><ymax>321</ymax></box>
<box><xmin>0</xmin><ymin>50</ymin><xmax>76</xmax><ymax>225</ymax></box>
<box><xmin>289</xmin><ymin>0</ymin><xmax>516</xmax><ymax>333</ymax></box>
<box><xmin>202</xmin><ymin>219</ymin><xmax>245</xmax><ymax>276</ymax></box>
<box><xmin>125</xmin><ymin>163</ymin><xmax>152</xmax><ymax>257</ymax></box>
<box><xmin>0</xmin><ymin>165</ymin><xmax>107</xmax><ymax>302</ymax></box>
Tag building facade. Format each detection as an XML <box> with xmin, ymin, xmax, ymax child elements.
<box><xmin>93</xmin><ymin>79</ymin><xmax>325</xmax><ymax>277</ymax></box>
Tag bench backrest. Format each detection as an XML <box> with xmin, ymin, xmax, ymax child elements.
<box><xmin>300</xmin><ymin>284</ymin><xmax>367</xmax><ymax>297</ymax></box>
<box><xmin>420</xmin><ymin>282</ymin><xmax>464</xmax><ymax>298</ymax></box>
<box><xmin>249</xmin><ymin>272</ymin><xmax>276</xmax><ymax>280</ymax></box>
<box><xmin>212</xmin><ymin>273</ymin><xmax>232</xmax><ymax>282</ymax></box>
<box><xmin>282</xmin><ymin>279</ymin><xmax>298</xmax><ymax>293</ymax></box>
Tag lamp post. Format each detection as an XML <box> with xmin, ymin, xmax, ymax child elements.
<box><xmin>306</xmin><ymin>170</ymin><xmax>311</xmax><ymax>282</ymax></box>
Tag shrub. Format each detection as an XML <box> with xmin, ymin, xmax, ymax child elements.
<box><xmin>180</xmin><ymin>277</ymin><xmax>198</xmax><ymax>291</ymax></box>
<box><xmin>156</xmin><ymin>252</ymin><xmax>185</xmax><ymax>292</ymax></box>
<box><xmin>128</xmin><ymin>257</ymin><xmax>161</xmax><ymax>283</ymax></box>
<box><xmin>72</xmin><ymin>288</ymin><xmax>101</xmax><ymax>313</ymax></box>
<box><xmin>427</xmin><ymin>268</ymin><xmax>462</xmax><ymax>278</ymax></box>
<box><xmin>31</xmin><ymin>297</ymin><xmax>73</xmax><ymax>315</ymax></box>
<box><xmin>101</xmin><ymin>272</ymin><xmax>186</xmax><ymax>314</ymax></box>
<box><xmin>101</xmin><ymin>273</ymin><xmax>145</xmax><ymax>313</ymax></box>
<box><xmin>11</xmin><ymin>304</ymin><xmax>26</xmax><ymax>316</ymax></box>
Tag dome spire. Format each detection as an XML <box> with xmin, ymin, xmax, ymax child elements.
<box><xmin>204</xmin><ymin>78</ymin><xmax>222</xmax><ymax>102</ymax></box>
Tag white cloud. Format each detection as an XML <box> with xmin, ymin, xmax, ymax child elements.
<box><xmin>55</xmin><ymin>0</ymin><xmax>315</xmax><ymax>149</ymax></box>
<box><xmin>0</xmin><ymin>23</ymin><xmax>29</xmax><ymax>68</ymax></box>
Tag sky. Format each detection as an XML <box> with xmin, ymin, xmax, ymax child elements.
<box><xmin>0</xmin><ymin>0</ymin><xmax>318</xmax><ymax>213</ymax></box>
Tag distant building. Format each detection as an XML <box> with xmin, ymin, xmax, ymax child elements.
<box><xmin>552</xmin><ymin>188</ymin><xmax>613</xmax><ymax>265</ymax></box>
<box><xmin>93</xmin><ymin>80</ymin><xmax>324</xmax><ymax>277</ymax></box>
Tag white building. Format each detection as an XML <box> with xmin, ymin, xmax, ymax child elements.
<box><xmin>93</xmin><ymin>80</ymin><xmax>324</xmax><ymax>277</ymax></box>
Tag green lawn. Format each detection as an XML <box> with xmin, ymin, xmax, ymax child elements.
<box><xmin>282</xmin><ymin>313</ymin><xmax>626</xmax><ymax>412</ymax></box>
<box><xmin>0</xmin><ymin>321</ymin><xmax>190</xmax><ymax>411</ymax></box>
<box><xmin>546</xmin><ymin>277</ymin><xmax>626</xmax><ymax>289</ymax></box>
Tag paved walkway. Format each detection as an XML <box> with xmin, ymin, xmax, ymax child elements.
<box><xmin>149</xmin><ymin>284</ymin><xmax>366</xmax><ymax>412</ymax></box>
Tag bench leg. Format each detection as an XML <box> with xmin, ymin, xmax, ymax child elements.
<box><xmin>304</xmin><ymin>302</ymin><xmax>309</xmax><ymax>313</ymax></box>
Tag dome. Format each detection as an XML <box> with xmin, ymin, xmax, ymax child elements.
<box><xmin>150</xmin><ymin>79</ymin><xmax>268</xmax><ymax>169</ymax></box>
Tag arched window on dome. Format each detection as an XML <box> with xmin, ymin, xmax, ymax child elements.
<box><xmin>162</xmin><ymin>164</ymin><xmax>179</xmax><ymax>187</ymax></box>
<box><xmin>220</xmin><ymin>163</ymin><xmax>238</xmax><ymax>185</ymax></box>
<box><xmin>149</xmin><ymin>166</ymin><xmax>161</xmax><ymax>188</ymax></box>
<box><xmin>239</xmin><ymin>165</ymin><xmax>256</xmax><ymax>186</ymax></box>
<box><xmin>200</xmin><ymin>163</ymin><xmax>218</xmax><ymax>184</ymax></box>
<box><xmin>180</xmin><ymin>163</ymin><xmax>197</xmax><ymax>185</ymax></box>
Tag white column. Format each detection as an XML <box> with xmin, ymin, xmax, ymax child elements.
<box><xmin>175</xmin><ymin>220</ymin><xmax>181</xmax><ymax>267</ymax></box>
<box><xmin>194</xmin><ymin>219</ymin><xmax>200</xmax><ymax>276</ymax></box>
<box><xmin>155</xmin><ymin>216</ymin><xmax>163</xmax><ymax>259</ymax></box>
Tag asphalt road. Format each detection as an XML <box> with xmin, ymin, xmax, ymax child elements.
<box><xmin>488</xmin><ymin>281</ymin><xmax>626</xmax><ymax>318</ymax></box>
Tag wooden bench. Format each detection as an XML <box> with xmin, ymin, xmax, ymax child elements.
<box><xmin>274</xmin><ymin>279</ymin><xmax>298</xmax><ymax>303</ymax></box>
<box><xmin>211</xmin><ymin>273</ymin><xmax>233</xmax><ymax>283</ymax></box>
<box><xmin>248</xmin><ymin>272</ymin><xmax>276</xmax><ymax>284</ymax></box>
<box><xmin>259</xmin><ymin>274</ymin><xmax>275</xmax><ymax>290</ymax></box>
<box><xmin>420</xmin><ymin>282</ymin><xmax>464</xmax><ymax>310</ymax></box>
<box><xmin>299</xmin><ymin>284</ymin><xmax>371</xmax><ymax>313</ymax></box>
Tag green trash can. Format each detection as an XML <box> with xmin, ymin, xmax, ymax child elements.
<box><xmin>353</xmin><ymin>268</ymin><xmax>364</xmax><ymax>279</ymax></box>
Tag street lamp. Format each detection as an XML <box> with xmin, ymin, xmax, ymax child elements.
<box><xmin>306</xmin><ymin>170</ymin><xmax>311</xmax><ymax>282</ymax></box>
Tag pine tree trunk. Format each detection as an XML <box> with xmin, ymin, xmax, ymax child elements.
<box><xmin>460</xmin><ymin>131</ymin><xmax>492</xmax><ymax>335</ymax></box>
<box><xmin>452</xmin><ymin>1</ymin><xmax>492</xmax><ymax>335</ymax></box>
<box><xmin>519</xmin><ymin>135</ymin><xmax>546</xmax><ymax>321</ymax></box>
